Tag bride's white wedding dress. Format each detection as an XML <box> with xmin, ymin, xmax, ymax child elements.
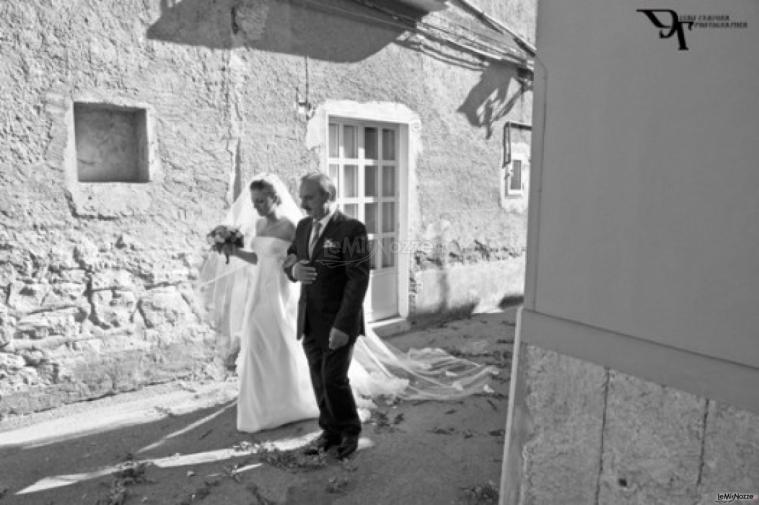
<box><xmin>199</xmin><ymin>174</ymin><xmax>498</xmax><ymax>434</ymax></box>
<box><xmin>236</xmin><ymin>236</ymin><xmax>319</xmax><ymax>432</ymax></box>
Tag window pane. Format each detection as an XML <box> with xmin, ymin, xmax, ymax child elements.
<box><xmin>329</xmin><ymin>163</ymin><xmax>339</xmax><ymax>182</ymax></box>
<box><xmin>344</xmin><ymin>164</ymin><xmax>358</xmax><ymax>198</ymax></box>
<box><xmin>329</xmin><ymin>124</ymin><xmax>339</xmax><ymax>158</ymax></box>
<box><xmin>382</xmin><ymin>129</ymin><xmax>395</xmax><ymax>160</ymax></box>
<box><xmin>510</xmin><ymin>160</ymin><xmax>522</xmax><ymax>191</ymax></box>
<box><xmin>365</xmin><ymin>165</ymin><xmax>378</xmax><ymax>197</ymax></box>
<box><xmin>382</xmin><ymin>237</ymin><xmax>395</xmax><ymax>267</ymax></box>
<box><xmin>382</xmin><ymin>202</ymin><xmax>395</xmax><ymax>233</ymax></box>
<box><xmin>368</xmin><ymin>239</ymin><xmax>378</xmax><ymax>270</ymax></box>
<box><xmin>343</xmin><ymin>203</ymin><xmax>358</xmax><ymax>218</ymax></box>
<box><xmin>382</xmin><ymin>165</ymin><xmax>395</xmax><ymax>197</ymax></box>
<box><xmin>344</xmin><ymin>125</ymin><xmax>357</xmax><ymax>158</ymax></box>
<box><xmin>364</xmin><ymin>127</ymin><xmax>378</xmax><ymax>160</ymax></box>
<box><xmin>364</xmin><ymin>203</ymin><xmax>378</xmax><ymax>234</ymax></box>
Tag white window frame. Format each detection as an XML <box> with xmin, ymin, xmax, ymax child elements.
<box><xmin>503</xmin><ymin>158</ymin><xmax>526</xmax><ymax>198</ymax></box>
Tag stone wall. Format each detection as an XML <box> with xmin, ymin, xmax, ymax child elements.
<box><xmin>0</xmin><ymin>0</ymin><xmax>533</xmax><ymax>416</ymax></box>
<box><xmin>502</xmin><ymin>344</ymin><xmax>759</xmax><ymax>504</ymax></box>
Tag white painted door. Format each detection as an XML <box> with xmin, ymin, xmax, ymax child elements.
<box><xmin>328</xmin><ymin>120</ymin><xmax>399</xmax><ymax>321</ymax></box>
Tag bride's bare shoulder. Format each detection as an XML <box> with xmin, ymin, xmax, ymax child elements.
<box><xmin>268</xmin><ymin>216</ymin><xmax>296</xmax><ymax>242</ymax></box>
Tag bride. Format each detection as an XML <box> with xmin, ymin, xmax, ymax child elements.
<box><xmin>198</xmin><ymin>173</ymin><xmax>497</xmax><ymax>433</ymax></box>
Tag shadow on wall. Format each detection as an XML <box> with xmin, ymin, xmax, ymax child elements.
<box><xmin>458</xmin><ymin>63</ymin><xmax>533</xmax><ymax>138</ymax></box>
<box><xmin>147</xmin><ymin>0</ymin><xmax>423</xmax><ymax>62</ymax></box>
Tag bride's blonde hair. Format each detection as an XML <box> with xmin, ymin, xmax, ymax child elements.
<box><xmin>249</xmin><ymin>176</ymin><xmax>283</xmax><ymax>205</ymax></box>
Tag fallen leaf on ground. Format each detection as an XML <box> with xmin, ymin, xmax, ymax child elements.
<box><xmin>460</xmin><ymin>481</ymin><xmax>499</xmax><ymax>505</ymax></box>
<box><xmin>246</xmin><ymin>484</ymin><xmax>276</xmax><ymax>505</ymax></box>
<box><xmin>259</xmin><ymin>447</ymin><xmax>327</xmax><ymax>472</ymax></box>
<box><xmin>430</xmin><ymin>426</ymin><xmax>456</xmax><ymax>435</ymax></box>
<box><xmin>340</xmin><ymin>459</ymin><xmax>359</xmax><ymax>472</ymax></box>
<box><xmin>326</xmin><ymin>475</ymin><xmax>350</xmax><ymax>494</ymax></box>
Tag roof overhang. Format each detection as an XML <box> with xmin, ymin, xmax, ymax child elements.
<box><xmin>393</xmin><ymin>0</ymin><xmax>448</xmax><ymax>12</ymax></box>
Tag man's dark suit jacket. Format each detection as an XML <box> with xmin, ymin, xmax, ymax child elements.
<box><xmin>285</xmin><ymin>210</ymin><xmax>371</xmax><ymax>348</ymax></box>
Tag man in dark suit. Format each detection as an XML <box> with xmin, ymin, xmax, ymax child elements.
<box><xmin>284</xmin><ymin>172</ymin><xmax>370</xmax><ymax>459</ymax></box>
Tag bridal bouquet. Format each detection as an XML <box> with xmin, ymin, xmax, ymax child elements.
<box><xmin>207</xmin><ymin>225</ymin><xmax>244</xmax><ymax>264</ymax></box>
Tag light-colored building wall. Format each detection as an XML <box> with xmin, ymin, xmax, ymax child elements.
<box><xmin>0</xmin><ymin>0</ymin><xmax>534</xmax><ymax>416</ymax></box>
<box><xmin>501</xmin><ymin>0</ymin><xmax>759</xmax><ymax>502</ymax></box>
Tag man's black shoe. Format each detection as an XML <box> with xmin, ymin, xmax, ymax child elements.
<box><xmin>336</xmin><ymin>434</ymin><xmax>359</xmax><ymax>460</ymax></box>
<box><xmin>303</xmin><ymin>433</ymin><xmax>340</xmax><ymax>456</ymax></box>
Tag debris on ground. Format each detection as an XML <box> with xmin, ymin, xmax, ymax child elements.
<box><xmin>340</xmin><ymin>459</ymin><xmax>359</xmax><ymax>472</ymax></box>
<box><xmin>95</xmin><ymin>460</ymin><xmax>152</xmax><ymax>505</ymax></box>
<box><xmin>429</xmin><ymin>426</ymin><xmax>456</xmax><ymax>435</ymax></box>
<box><xmin>246</xmin><ymin>483</ymin><xmax>277</xmax><ymax>505</ymax></box>
<box><xmin>232</xmin><ymin>440</ymin><xmax>256</xmax><ymax>452</ymax></box>
<box><xmin>176</xmin><ymin>477</ymin><xmax>222</xmax><ymax>505</ymax></box>
<box><xmin>326</xmin><ymin>475</ymin><xmax>351</xmax><ymax>494</ymax></box>
<box><xmin>259</xmin><ymin>447</ymin><xmax>327</xmax><ymax>472</ymax></box>
<box><xmin>114</xmin><ymin>461</ymin><xmax>151</xmax><ymax>485</ymax></box>
<box><xmin>370</xmin><ymin>410</ymin><xmax>403</xmax><ymax>432</ymax></box>
<box><xmin>460</xmin><ymin>481</ymin><xmax>499</xmax><ymax>505</ymax></box>
<box><xmin>95</xmin><ymin>480</ymin><xmax>128</xmax><ymax>505</ymax></box>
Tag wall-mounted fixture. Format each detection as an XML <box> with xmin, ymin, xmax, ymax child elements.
<box><xmin>295</xmin><ymin>56</ymin><xmax>315</xmax><ymax>120</ymax></box>
<box><xmin>502</xmin><ymin>120</ymin><xmax>532</xmax><ymax>167</ymax></box>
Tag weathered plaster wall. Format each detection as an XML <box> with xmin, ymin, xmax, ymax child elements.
<box><xmin>504</xmin><ymin>345</ymin><xmax>759</xmax><ymax>505</ymax></box>
<box><xmin>0</xmin><ymin>0</ymin><xmax>533</xmax><ymax>416</ymax></box>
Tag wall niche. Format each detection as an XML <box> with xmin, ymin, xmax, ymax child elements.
<box><xmin>74</xmin><ymin>102</ymin><xmax>149</xmax><ymax>183</ymax></box>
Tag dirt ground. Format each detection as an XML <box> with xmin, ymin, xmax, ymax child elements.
<box><xmin>0</xmin><ymin>308</ymin><xmax>517</xmax><ymax>505</ymax></box>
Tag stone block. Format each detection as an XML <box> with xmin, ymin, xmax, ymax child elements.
<box><xmin>699</xmin><ymin>401</ymin><xmax>759</xmax><ymax>494</ymax></box>
<box><xmin>72</xmin><ymin>238</ymin><xmax>100</xmax><ymax>270</ymax></box>
<box><xmin>14</xmin><ymin>307</ymin><xmax>84</xmax><ymax>340</ymax></box>
<box><xmin>91</xmin><ymin>269</ymin><xmax>136</xmax><ymax>291</ymax></box>
<box><xmin>598</xmin><ymin>372</ymin><xmax>704</xmax><ymax>505</ymax></box>
<box><xmin>45</xmin><ymin>281</ymin><xmax>87</xmax><ymax>305</ymax></box>
<box><xmin>139</xmin><ymin>286</ymin><xmax>196</xmax><ymax>329</ymax></box>
<box><xmin>91</xmin><ymin>289</ymin><xmax>137</xmax><ymax>329</ymax></box>
<box><xmin>519</xmin><ymin>345</ymin><xmax>606</xmax><ymax>505</ymax></box>
<box><xmin>0</xmin><ymin>352</ymin><xmax>26</xmax><ymax>372</ymax></box>
<box><xmin>56</xmin><ymin>268</ymin><xmax>88</xmax><ymax>284</ymax></box>
<box><xmin>48</xmin><ymin>244</ymin><xmax>79</xmax><ymax>271</ymax></box>
<box><xmin>7</xmin><ymin>281</ymin><xmax>51</xmax><ymax>313</ymax></box>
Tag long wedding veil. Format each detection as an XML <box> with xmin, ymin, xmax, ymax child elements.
<box><xmin>197</xmin><ymin>173</ymin><xmax>302</xmax><ymax>367</ymax></box>
<box><xmin>197</xmin><ymin>173</ymin><xmax>497</xmax><ymax>399</ymax></box>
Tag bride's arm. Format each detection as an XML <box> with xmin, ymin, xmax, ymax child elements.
<box><xmin>227</xmin><ymin>245</ymin><xmax>258</xmax><ymax>264</ymax></box>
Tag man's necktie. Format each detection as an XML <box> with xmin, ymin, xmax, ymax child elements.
<box><xmin>308</xmin><ymin>221</ymin><xmax>321</xmax><ymax>258</ymax></box>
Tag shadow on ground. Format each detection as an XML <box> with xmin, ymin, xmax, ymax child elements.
<box><xmin>0</xmin><ymin>310</ymin><xmax>517</xmax><ymax>505</ymax></box>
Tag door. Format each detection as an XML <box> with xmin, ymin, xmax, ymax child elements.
<box><xmin>328</xmin><ymin>119</ymin><xmax>399</xmax><ymax>321</ymax></box>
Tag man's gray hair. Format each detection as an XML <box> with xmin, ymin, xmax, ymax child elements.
<box><xmin>300</xmin><ymin>172</ymin><xmax>337</xmax><ymax>201</ymax></box>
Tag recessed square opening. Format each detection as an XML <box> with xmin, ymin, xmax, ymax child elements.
<box><xmin>74</xmin><ymin>103</ymin><xmax>149</xmax><ymax>183</ymax></box>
